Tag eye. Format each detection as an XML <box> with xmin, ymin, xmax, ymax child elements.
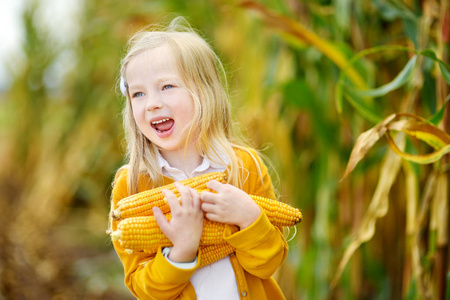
<box><xmin>132</xmin><ymin>92</ymin><xmax>145</xmax><ymax>98</ymax></box>
<box><xmin>162</xmin><ymin>85</ymin><xmax>174</xmax><ymax>90</ymax></box>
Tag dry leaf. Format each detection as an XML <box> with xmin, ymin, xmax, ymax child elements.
<box><xmin>332</xmin><ymin>136</ymin><xmax>403</xmax><ymax>288</ymax></box>
<box><xmin>340</xmin><ymin>114</ymin><xmax>396</xmax><ymax>181</ymax></box>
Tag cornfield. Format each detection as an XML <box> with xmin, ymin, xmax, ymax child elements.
<box><xmin>0</xmin><ymin>0</ymin><xmax>448</xmax><ymax>299</ymax></box>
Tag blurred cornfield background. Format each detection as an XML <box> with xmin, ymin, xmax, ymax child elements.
<box><xmin>0</xmin><ymin>0</ymin><xmax>449</xmax><ymax>299</ymax></box>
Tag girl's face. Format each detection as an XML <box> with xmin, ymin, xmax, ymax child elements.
<box><xmin>126</xmin><ymin>45</ymin><xmax>198</xmax><ymax>162</ymax></box>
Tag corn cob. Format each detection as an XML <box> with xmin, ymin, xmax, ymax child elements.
<box><xmin>114</xmin><ymin>191</ymin><xmax>302</xmax><ymax>227</ymax></box>
<box><xmin>111</xmin><ymin>214</ymin><xmax>226</xmax><ymax>251</ymax></box>
<box><xmin>197</xmin><ymin>243</ymin><xmax>235</xmax><ymax>268</ymax></box>
<box><xmin>110</xmin><ymin>172</ymin><xmax>302</xmax><ymax>267</ymax></box>
<box><xmin>252</xmin><ymin>195</ymin><xmax>302</xmax><ymax>226</ymax></box>
<box><xmin>111</xmin><ymin>199</ymin><xmax>302</xmax><ymax>253</ymax></box>
<box><xmin>139</xmin><ymin>243</ymin><xmax>235</xmax><ymax>268</ymax></box>
<box><xmin>112</xmin><ymin>172</ymin><xmax>227</xmax><ymax>221</ymax></box>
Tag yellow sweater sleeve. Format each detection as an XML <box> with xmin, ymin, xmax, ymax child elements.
<box><xmin>225</xmin><ymin>148</ymin><xmax>288</xmax><ymax>279</ymax></box>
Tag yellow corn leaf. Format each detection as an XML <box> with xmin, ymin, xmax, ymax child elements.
<box><xmin>386</xmin><ymin>131</ymin><xmax>450</xmax><ymax>164</ymax></box>
<box><xmin>341</xmin><ymin>113</ymin><xmax>450</xmax><ymax>180</ymax></box>
<box><xmin>404</xmin><ymin>162</ymin><xmax>418</xmax><ymax>236</ymax></box>
<box><xmin>386</xmin><ymin>113</ymin><xmax>450</xmax><ymax>149</ymax></box>
<box><xmin>336</xmin><ymin>111</ymin><xmax>449</xmax><ymax>288</ymax></box>
<box><xmin>332</xmin><ymin>139</ymin><xmax>403</xmax><ymax>288</ymax></box>
<box><xmin>340</xmin><ymin>114</ymin><xmax>396</xmax><ymax>181</ymax></box>
<box><xmin>432</xmin><ymin>173</ymin><xmax>448</xmax><ymax>247</ymax></box>
<box><xmin>239</xmin><ymin>0</ymin><xmax>367</xmax><ymax>89</ymax></box>
<box><xmin>413</xmin><ymin>171</ymin><xmax>438</xmax><ymax>296</ymax></box>
<box><xmin>384</xmin><ymin>113</ymin><xmax>450</xmax><ymax>164</ymax></box>
<box><xmin>403</xmin><ymin>161</ymin><xmax>425</xmax><ymax>297</ymax></box>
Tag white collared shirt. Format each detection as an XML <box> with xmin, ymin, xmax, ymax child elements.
<box><xmin>156</xmin><ymin>151</ymin><xmax>239</xmax><ymax>300</ymax></box>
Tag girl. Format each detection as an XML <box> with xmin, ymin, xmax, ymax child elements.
<box><xmin>110</xmin><ymin>17</ymin><xmax>288</xmax><ymax>299</ymax></box>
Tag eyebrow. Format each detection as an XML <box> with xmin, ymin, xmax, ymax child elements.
<box><xmin>128</xmin><ymin>75</ymin><xmax>181</xmax><ymax>89</ymax></box>
<box><xmin>127</xmin><ymin>83</ymin><xmax>145</xmax><ymax>91</ymax></box>
<box><xmin>156</xmin><ymin>75</ymin><xmax>181</xmax><ymax>83</ymax></box>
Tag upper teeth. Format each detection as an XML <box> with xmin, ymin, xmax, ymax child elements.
<box><xmin>152</xmin><ymin>118</ymin><xmax>170</xmax><ymax>124</ymax></box>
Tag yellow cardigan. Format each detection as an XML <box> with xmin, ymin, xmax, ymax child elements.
<box><xmin>110</xmin><ymin>148</ymin><xmax>288</xmax><ymax>300</ymax></box>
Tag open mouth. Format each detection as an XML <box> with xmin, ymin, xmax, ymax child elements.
<box><xmin>151</xmin><ymin>118</ymin><xmax>174</xmax><ymax>133</ymax></box>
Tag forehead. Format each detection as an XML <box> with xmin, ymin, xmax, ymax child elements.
<box><xmin>126</xmin><ymin>44</ymin><xmax>180</xmax><ymax>80</ymax></box>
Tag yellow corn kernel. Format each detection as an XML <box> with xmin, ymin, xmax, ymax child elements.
<box><xmin>251</xmin><ymin>195</ymin><xmax>303</xmax><ymax>226</ymax></box>
<box><xmin>198</xmin><ymin>243</ymin><xmax>235</xmax><ymax>268</ymax></box>
<box><xmin>111</xmin><ymin>198</ymin><xmax>301</xmax><ymax>254</ymax></box>
<box><xmin>111</xmin><ymin>214</ymin><xmax>226</xmax><ymax>251</ymax></box>
<box><xmin>139</xmin><ymin>243</ymin><xmax>235</xmax><ymax>268</ymax></box>
<box><xmin>112</xmin><ymin>172</ymin><xmax>227</xmax><ymax>220</ymax></box>
<box><xmin>113</xmin><ymin>191</ymin><xmax>302</xmax><ymax>227</ymax></box>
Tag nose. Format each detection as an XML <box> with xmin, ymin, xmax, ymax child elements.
<box><xmin>145</xmin><ymin>94</ymin><xmax>163</xmax><ymax>111</ymax></box>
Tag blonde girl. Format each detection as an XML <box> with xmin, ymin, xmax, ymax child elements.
<box><xmin>110</xmin><ymin>17</ymin><xmax>288</xmax><ymax>299</ymax></box>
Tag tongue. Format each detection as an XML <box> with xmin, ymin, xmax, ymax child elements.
<box><xmin>155</xmin><ymin>119</ymin><xmax>174</xmax><ymax>132</ymax></box>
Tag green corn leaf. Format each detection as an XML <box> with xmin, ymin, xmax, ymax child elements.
<box><xmin>420</xmin><ymin>49</ymin><xmax>439</xmax><ymax>60</ymax></box>
<box><xmin>336</xmin><ymin>47</ymin><xmax>449</xmax><ymax>124</ymax></box>
<box><xmin>438</xmin><ymin>60</ymin><xmax>450</xmax><ymax>85</ymax></box>
<box><xmin>429</xmin><ymin>95</ymin><xmax>450</xmax><ymax>125</ymax></box>
<box><xmin>346</xmin><ymin>55</ymin><xmax>417</xmax><ymax>98</ymax></box>
<box><xmin>421</xmin><ymin>68</ymin><xmax>437</xmax><ymax>115</ymax></box>
<box><xmin>420</xmin><ymin>49</ymin><xmax>450</xmax><ymax>85</ymax></box>
<box><xmin>344</xmin><ymin>87</ymin><xmax>383</xmax><ymax>124</ymax></box>
<box><xmin>335</xmin><ymin>45</ymin><xmax>413</xmax><ymax>121</ymax></box>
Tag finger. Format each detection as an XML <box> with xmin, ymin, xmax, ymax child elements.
<box><xmin>152</xmin><ymin>206</ymin><xmax>170</xmax><ymax>234</ymax></box>
<box><xmin>201</xmin><ymin>202</ymin><xmax>217</xmax><ymax>214</ymax></box>
<box><xmin>187</xmin><ymin>187</ymin><xmax>201</xmax><ymax>209</ymax></box>
<box><xmin>174</xmin><ymin>182</ymin><xmax>193</xmax><ymax>207</ymax></box>
<box><xmin>200</xmin><ymin>190</ymin><xmax>217</xmax><ymax>204</ymax></box>
<box><xmin>162</xmin><ymin>189</ymin><xmax>180</xmax><ymax>213</ymax></box>
<box><xmin>204</xmin><ymin>211</ymin><xmax>221</xmax><ymax>223</ymax></box>
<box><xmin>205</xmin><ymin>180</ymin><xmax>224</xmax><ymax>192</ymax></box>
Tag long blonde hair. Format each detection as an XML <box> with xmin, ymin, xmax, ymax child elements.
<box><xmin>118</xmin><ymin>17</ymin><xmax>252</xmax><ymax>194</ymax></box>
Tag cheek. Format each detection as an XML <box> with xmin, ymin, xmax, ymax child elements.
<box><xmin>184</xmin><ymin>94</ymin><xmax>198</xmax><ymax>120</ymax></box>
<box><xmin>131</xmin><ymin>110</ymin><xmax>149</xmax><ymax>137</ymax></box>
<box><xmin>131</xmin><ymin>103</ymin><xmax>144</xmax><ymax>122</ymax></box>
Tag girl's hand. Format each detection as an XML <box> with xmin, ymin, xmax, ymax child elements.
<box><xmin>152</xmin><ymin>182</ymin><xmax>203</xmax><ymax>263</ymax></box>
<box><xmin>200</xmin><ymin>180</ymin><xmax>261</xmax><ymax>230</ymax></box>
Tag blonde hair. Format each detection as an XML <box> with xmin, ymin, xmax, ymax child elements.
<box><xmin>118</xmin><ymin>17</ymin><xmax>254</xmax><ymax>194</ymax></box>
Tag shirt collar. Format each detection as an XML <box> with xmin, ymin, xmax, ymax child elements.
<box><xmin>156</xmin><ymin>149</ymin><xmax>229</xmax><ymax>179</ymax></box>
